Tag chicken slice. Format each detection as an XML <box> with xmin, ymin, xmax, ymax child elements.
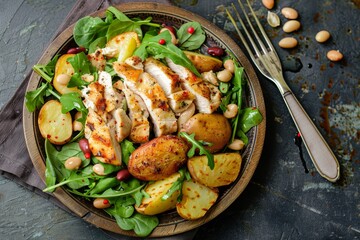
<box><xmin>85</xmin><ymin>108</ymin><xmax>122</xmax><ymax>166</ymax></box>
<box><xmin>107</xmin><ymin>108</ymin><xmax>131</xmax><ymax>142</ymax></box>
<box><xmin>123</xmin><ymin>87</ymin><xmax>150</xmax><ymax>143</ymax></box>
<box><xmin>87</xmin><ymin>49</ymin><xmax>106</xmax><ymax>71</ymax></box>
<box><xmin>81</xmin><ymin>82</ymin><xmax>106</xmax><ymax>116</ymax></box>
<box><xmin>144</xmin><ymin>57</ymin><xmax>195</xmax><ymax>114</ymax></box>
<box><xmin>114</xmin><ymin>61</ymin><xmax>177</xmax><ymax>136</ymax></box>
<box><xmin>97</xmin><ymin>71</ymin><xmax>123</xmax><ymax>113</ymax></box>
<box><xmin>166</xmin><ymin>58</ymin><xmax>221</xmax><ymax>113</ymax></box>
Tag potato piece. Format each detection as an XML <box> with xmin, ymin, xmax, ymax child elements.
<box><xmin>176</xmin><ymin>180</ymin><xmax>218</xmax><ymax>220</ymax></box>
<box><xmin>53</xmin><ymin>54</ymin><xmax>80</xmax><ymax>95</ymax></box>
<box><xmin>38</xmin><ymin>100</ymin><xmax>73</xmax><ymax>145</ymax></box>
<box><xmin>180</xmin><ymin>113</ymin><xmax>231</xmax><ymax>153</ymax></box>
<box><xmin>128</xmin><ymin>135</ymin><xmax>189</xmax><ymax>181</ymax></box>
<box><xmin>184</xmin><ymin>51</ymin><xmax>222</xmax><ymax>73</ymax></box>
<box><xmin>187</xmin><ymin>153</ymin><xmax>242</xmax><ymax>187</ymax></box>
<box><xmin>106</xmin><ymin>32</ymin><xmax>140</xmax><ymax>62</ymax></box>
<box><xmin>135</xmin><ymin>173</ymin><xmax>181</xmax><ymax>215</ymax></box>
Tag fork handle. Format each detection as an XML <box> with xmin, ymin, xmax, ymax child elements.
<box><xmin>282</xmin><ymin>91</ymin><xmax>340</xmax><ymax>182</ymax></box>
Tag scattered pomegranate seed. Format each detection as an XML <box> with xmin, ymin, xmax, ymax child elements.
<box><xmin>103</xmin><ymin>199</ymin><xmax>109</xmax><ymax>204</ymax></box>
<box><xmin>187</xmin><ymin>26</ymin><xmax>195</xmax><ymax>34</ymax></box>
<box><xmin>159</xmin><ymin>39</ymin><xmax>166</xmax><ymax>45</ymax></box>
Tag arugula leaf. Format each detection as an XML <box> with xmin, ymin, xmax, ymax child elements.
<box><xmin>25</xmin><ymin>83</ymin><xmax>51</xmax><ymax>112</ymax></box>
<box><xmin>177</xmin><ymin>22</ymin><xmax>206</xmax><ymax>50</ymax></box>
<box><xmin>179</xmin><ymin>132</ymin><xmax>214</xmax><ymax>170</ymax></box>
<box><xmin>161</xmin><ymin>168</ymin><xmax>189</xmax><ymax>202</ymax></box>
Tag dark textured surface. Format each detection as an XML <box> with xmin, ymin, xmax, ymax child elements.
<box><xmin>0</xmin><ymin>0</ymin><xmax>359</xmax><ymax>239</ymax></box>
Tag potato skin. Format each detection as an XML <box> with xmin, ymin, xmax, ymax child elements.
<box><xmin>128</xmin><ymin>135</ymin><xmax>189</xmax><ymax>181</ymax></box>
<box><xmin>38</xmin><ymin>100</ymin><xmax>73</xmax><ymax>145</ymax></box>
<box><xmin>180</xmin><ymin>113</ymin><xmax>231</xmax><ymax>153</ymax></box>
<box><xmin>184</xmin><ymin>51</ymin><xmax>222</xmax><ymax>73</ymax></box>
<box><xmin>135</xmin><ymin>173</ymin><xmax>181</xmax><ymax>215</ymax></box>
<box><xmin>53</xmin><ymin>54</ymin><xmax>80</xmax><ymax>95</ymax></box>
<box><xmin>187</xmin><ymin>153</ymin><xmax>242</xmax><ymax>187</ymax></box>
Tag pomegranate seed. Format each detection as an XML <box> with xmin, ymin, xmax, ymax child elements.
<box><xmin>187</xmin><ymin>26</ymin><xmax>195</xmax><ymax>34</ymax></box>
<box><xmin>159</xmin><ymin>39</ymin><xmax>166</xmax><ymax>45</ymax></box>
<box><xmin>85</xmin><ymin>152</ymin><xmax>91</xmax><ymax>159</ymax></box>
<box><xmin>103</xmin><ymin>199</ymin><xmax>109</xmax><ymax>204</ymax></box>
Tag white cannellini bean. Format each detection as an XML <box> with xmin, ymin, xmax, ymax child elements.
<box><xmin>93</xmin><ymin>163</ymin><xmax>106</xmax><ymax>176</ymax></box>
<box><xmin>223</xmin><ymin>59</ymin><xmax>235</xmax><ymax>73</ymax></box>
<box><xmin>93</xmin><ymin>198</ymin><xmax>111</xmax><ymax>209</ymax></box>
<box><xmin>216</xmin><ymin>69</ymin><xmax>233</xmax><ymax>82</ymax></box>
<box><xmin>56</xmin><ymin>74</ymin><xmax>71</xmax><ymax>85</ymax></box>
<box><xmin>64</xmin><ymin>157</ymin><xmax>82</xmax><ymax>170</ymax></box>
<box><xmin>281</xmin><ymin>7</ymin><xmax>299</xmax><ymax>19</ymax></box>
<box><xmin>315</xmin><ymin>30</ymin><xmax>331</xmax><ymax>43</ymax></box>
<box><xmin>279</xmin><ymin>37</ymin><xmax>298</xmax><ymax>48</ymax></box>
<box><xmin>228</xmin><ymin>139</ymin><xmax>245</xmax><ymax>151</ymax></box>
<box><xmin>327</xmin><ymin>50</ymin><xmax>343</xmax><ymax>62</ymax></box>
<box><xmin>223</xmin><ymin>104</ymin><xmax>238</xmax><ymax>119</ymax></box>
<box><xmin>178</xmin><ymin>103</ymin><xmax>196</xmax><ymax>130</ymax></box>
<box><xmin>283</xmin><ymin>20</ymin><xmax>301</xmax><ymax>33</ymax></box>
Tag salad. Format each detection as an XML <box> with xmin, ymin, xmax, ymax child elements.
<box><xmin>25</xmin><ymin>6</ymin><xmax>263</xmax><ymax>237</ymax></box>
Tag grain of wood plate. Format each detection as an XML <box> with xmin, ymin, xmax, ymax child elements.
<box><xmin>23</xmin><ymin>2</ymin><xmax>266</xmax><ymax>237</ymax></box>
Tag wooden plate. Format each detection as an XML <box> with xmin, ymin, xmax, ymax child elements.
<box><xmin>23</xmin><ymin>2</ymin><xmax>266</xmax><ymax>237</ymax></box>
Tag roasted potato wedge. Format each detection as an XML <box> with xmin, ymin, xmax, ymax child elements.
<box><xmin>180</xmin><ymin>113</ymin><xmax>231</xmax><ymax>153</ymax></box>
<box><xmin>53</xmin><ymin>53</ymin><xmax>80</xmax><ymax>95</ymax></box>
<box><xmin>38</xmin><ymin>100</ymin><xmax>73</xmax><ymax>145</ymax></box>
<box><xmin>187</xmin><ymin>153</ymin><xmax>242</xmax><ymax>187</ymax></box>
<box><xmin>106</xmin><ymin>31</ymin><xmax>140</xmax><ymax>62</ymax></box>
<box><xmin>128</xmin><ymin>135</ymin><xmax>189</xmax><ymax>181</ymax></box>
<box><xmin>176</xmin><ymin>180</ymin><xmax>218</xmax><ymax>220</ymax></box>
<box><xmin>184</xmin><ymin>51</ymin><xmax>222</xmax><ymax>73</ymax></box>
<box><xmin>135</xmin><ymin>173</ymin><xmax>181</xmax><ymax>215</ymax></box>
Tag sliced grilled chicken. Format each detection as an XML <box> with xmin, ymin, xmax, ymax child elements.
<box><xmin>108</xmin><ymin>108</ymin><xmax>131</xmax><ymax>142</ymax></box>
<box><xmin>81</xmin><ymin>82</ymin><xmax>106</xmax><ymax>116</ymax></box>
<box><xmin>166</xmin><ymin>58</ymin><xmax>222</xmax><ymax>113</ymax></box>
<box><xmin>114</xmin><ymin>61</ymin><xmax>178</xmax><ymax>137</ymax></box>
<box><xmin>123</xmin><ymin>87</ymin><xmax>150</xmax><ymax>143</ymax></box>
<box><xmin>98</xmin><ymin>71</ymin><xmax>122</xmax><ymax>113</ymax></box>
<box><xmin>85</xmin><ymin>108</ymin><xmax>122</xmax><ymax>166</ymax></box>
<box><xmin>87</xmin><ymin>49</ymin><xmax>106</xmax><ymax>71</ymax></box>
<box><xmin>144</xmin><ymin>57</ymin><xmax>195</xmax><ymax>114</ymax></box>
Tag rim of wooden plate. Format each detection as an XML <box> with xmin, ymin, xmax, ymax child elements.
<box><xmin>23</xmin><ymin>2</ymin><xmax>266</xmax><ymax>238</ymax></box>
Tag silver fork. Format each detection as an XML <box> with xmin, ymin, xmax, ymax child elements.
<box><xmin>226</xmin><ymin>0</ymin><xmax>340</xmax><ymax>182</ymax></box>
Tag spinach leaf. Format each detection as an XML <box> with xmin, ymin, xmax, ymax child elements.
<box><xmin>120</xmin><ymin>139</ymin><xmax>136</xmax><ymax>166</ymax></box>
<box><xmin>114</xmin><ymin>196</ymin><xmax>136</xmax><ymax>218</ymax></box>
<box><xmin>133</xmin><ymin>30</ymin><xmax>172</xmax><ymax>60</ymax></box>
<box><xmin>89</xmin><ymin>177</ymin><xmax>119</xmax><ymax>195</ymax></box>
<box><xmin>56</xmin><ymin>142</ymin><xmax>90</xmax><ymax>167</ymax></box>
<box><xmin>88</xmin><ymin>36</ymin><xmax>107</xmax><ymax>54</ymax></box>
<box><xmin>60</xmin><ymin>92</ymin><xmax>87</xmax><ymax>113</ymax></box>
<box><xmin>67</xmin><ymin>52</ymin><xmax>96</xmax><ymax>88</ymax></box>
<box><xmin>106</xmin><ymin>19</ymin><xmax>143</xmax><ymax>41</ymax></box>
<box><xmin>177</xmin><ymin>22</ymin><xmax>206</xmax><ymax>50</ymax></box>
<box><xmin>45</xmin><ymin>155</ymin><xmax>56</xmax><ymax>192</ymax></box>
<box><xmin>73</xmin><ymin>16</ymin><xmax>109</xmax><ymax>48</ymax></box>
<box><xmin>178</xmin><ymin>132</ymin><xmax>214</xmax><ymax>169</ymax></box>
<box><xmin>238</xmin><ymin>107</ymin><xmax>263</xmax><ymax>133</ymax></box>
<box><xmin>106</xmin><ymin>210</ymin><xmax>159</xmax><ymax>237</ymax></box>
<box><xmin>106</xmin><ymin>6</ymin><xmax>132</xmax><ymax>22</ymax></box>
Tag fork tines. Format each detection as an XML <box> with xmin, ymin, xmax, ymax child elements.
<box><xmin>226</xmin><ymin>0</ymin><xmax>276</xmax><ymax>59</ymax></box>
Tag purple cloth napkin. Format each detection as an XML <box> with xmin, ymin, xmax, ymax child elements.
<box><xmin>0</xmin><ymin>0</ymin><xmax>197</xmax><ymax>239</ymax></box>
